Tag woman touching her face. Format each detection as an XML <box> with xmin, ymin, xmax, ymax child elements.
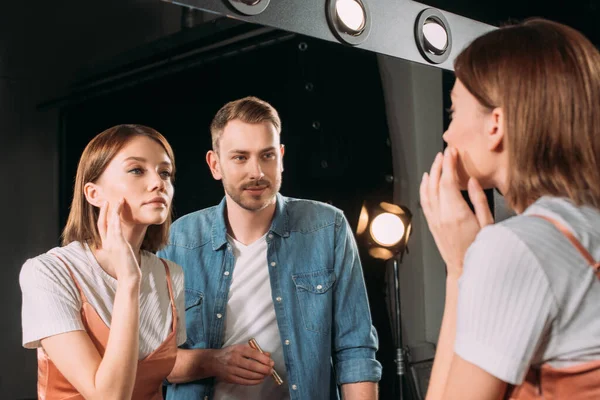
<box><xmin>421</xmin><ymin>19</ymin><xmax>600</xmax><ymax>400</ymax></box>
<box><xmin>20</xmin><ymin>125</ymin><xmax>186</xmax><ymax>400</ymax></box>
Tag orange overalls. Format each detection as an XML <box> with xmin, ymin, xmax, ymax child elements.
<box><xmin>37</xmin><ymin>256</ymin><xmax>178</xmax><ymax>400</ymax></box>
<box><xmin>508</xmin><ymin>215</ymin><xmax>600</xmax><ymax>400</ymax></box>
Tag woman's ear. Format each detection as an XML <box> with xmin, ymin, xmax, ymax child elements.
<box><xmin>84</xmin><ymin>183</ymin><xmax>104</xmax><ymax>207</ymax></box>
<box><xmin>487</xmin><ymin>107</ymin><xmax>505</xmax><ymax>152</ymax></box>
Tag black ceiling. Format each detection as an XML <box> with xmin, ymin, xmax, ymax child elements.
<box><xmin>425</xmin><ymin>0</ymin><xmax>599</xmax><ymax>45</ymax></box>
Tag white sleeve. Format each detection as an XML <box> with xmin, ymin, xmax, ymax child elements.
<box><xmin>168</xmin><ymin>261</ymin><xmax>187</xmax><ymax>346</ymax></box>
<box><xmin>454</xmin><ymin>225</ymin><xmax>557</xmax><ymax>385</ymax></box>
<box><xmin>19</xmin><ymin>255</ymin><xmax>85</xmax><ymax>349</ymax></box>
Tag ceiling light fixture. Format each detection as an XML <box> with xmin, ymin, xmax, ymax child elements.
<box><xmin>326</xmin><ymin>0</ymin><xmax>371</xmax><ymax>46</ymax></box>
<box><xmin>227</xmin><ymin>0</ymin><xmax>270</xmax><ymax>16</ymax></box>
<box><xmin>414</xmin><ymin>8</ymin><xmax>452</xmax><ymax>64</ymax></box>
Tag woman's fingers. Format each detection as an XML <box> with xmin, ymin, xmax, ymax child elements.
<box><xmin>97</xmin><ymin>201</ymin><xmax>109</xmax><ymax>243</ymax></box>
<box><xmin>425</xmin><ymin>152</ymin><xmax>443</xmax><ymax>219</ymax></box>
<box><xmin>440</xmin><ymin>147</ymin><xmax>462</xmax><ymax>197</ymax></box>
<box><xmin>420</xmin><ymin>172</ymin><xmax>431</xmax><ymax>219</ymax></box>
<box><xmin>468</xmin><ymin>178</ymin><xmax>494</xmax><ymax>228</ymax></box>
<box><xmin>419</xmin><ymin>146</ymin><xmax>490</xmax><ymax>271</ymax></box>
<box><xmin>110</xmin><ymin>198</ymin><xmax>125</xmax><ymax>239</ymax></box>
<box><xmin>428</xmin><ymin>152</ymin><xmax>443</xmax><ymax>198</ymax></box>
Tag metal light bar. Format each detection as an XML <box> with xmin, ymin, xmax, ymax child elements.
<box><xmin>163</xmin><ymin>0</ymin><xmax>494</xmax><ymax>70</ymax></box>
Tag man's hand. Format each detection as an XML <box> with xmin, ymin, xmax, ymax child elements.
<box><xmin>213</xmin><ymin>344</ymin><xmax>275</xmax><ymax>385</ymax></box>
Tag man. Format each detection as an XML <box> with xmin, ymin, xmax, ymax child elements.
<box><xmin>159</xmin><ymin>96</ymin><xmax>381</xmax><ymax>400</ymax></box>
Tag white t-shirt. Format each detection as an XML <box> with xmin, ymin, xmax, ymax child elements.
<box><xmin>20</xmin><ymin>241</ymin><xmax>186</xmax><ymax>359</ymax></box>
<box><xmin>455</xmin><ymin>196</ymin><xmax>600</xmax><ymax>385</ymax></box>
<box><xmin>213</xmin><ymin>234</ymin><xmax>290</xmax><ymax>400</ymax></box>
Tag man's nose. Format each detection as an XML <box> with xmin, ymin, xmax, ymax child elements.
<box><xmin>248</xmin><ymin>159</ymin><xmax>265</xmax><ymax>180</ymax></box>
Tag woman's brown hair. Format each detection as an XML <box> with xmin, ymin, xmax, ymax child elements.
<box><xmin>61</xmin><ymin>124</ymin><xmax>176</xmax><ymax>252</ymax></box>
<box><xmin>454</xmin><ymin>18</ymin><xmax>600</xmax><ymax>211</ymax></box>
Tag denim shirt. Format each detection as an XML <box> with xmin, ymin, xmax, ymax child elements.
<box><xmin>158</xmin><ymin>194</ymin><xmax>382</xmax><ymax>400</ymax></box>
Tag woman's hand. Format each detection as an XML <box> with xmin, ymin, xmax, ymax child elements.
<box><xmin>40</xmin><ymin>198</ymin><xmax>142</xmax><ymax>399</ymax></box>
<box><xmin>97</xmin><ymin>199</ymin><xmax>141</xmax><ymax>282</ymax></box>
<box><xmin>419</xmin><ymin>147</ymin><xmax>494</xmax><ymax>278</ymax></box>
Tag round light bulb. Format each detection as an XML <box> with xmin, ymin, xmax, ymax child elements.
<box><xmin>335</xmin><ymin>0</ymin><xmax>366</xmax><ymax>34</ymax></box>
<box><xmin>423</xmin><ymin>19</ymin><xmax>448</xmax><ymax>54</ymax></box>
<box><xmin>370</xmin><ymin>213</ymin><xmax>405</xmax><ymax>247</ymax></box>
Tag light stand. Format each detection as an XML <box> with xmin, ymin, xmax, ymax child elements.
<box><xmin>356</xmin><ymin>200</ymin><xmax>420</xmax><ymax>398</ymax></box>
<box><xmin>391</xmin><ymin>254</ymin><xmax>418</xmax><ymax>400</ymax></box>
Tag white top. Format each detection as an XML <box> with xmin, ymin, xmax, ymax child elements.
<box><xmin>20</xmin><ymin>241</ymin><xmax>186</xmax><ymax>359</ymax></box>
<box><xmin>455</xmin><ymin>196</ymin><xmax>600</xmax><ymax>384</ymax></box>
<box><xmin>213</xmin><ymin>234</ymin><xmax>290</xmax><ymax>400</ymax></box>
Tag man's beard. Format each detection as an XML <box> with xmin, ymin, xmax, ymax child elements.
<box><xmin>223</xmin><ymin>176</ymin><xmax>282</xmax><ymax>212</ymax></box>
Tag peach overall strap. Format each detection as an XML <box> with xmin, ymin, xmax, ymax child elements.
<box><xmin>506</xmin><ymin>215</ymin><xmax>600</xmax><ymax>399</ymax></box>
<box><xmin>53</xmin><ymin>254</ymin><xmax>90</xmax><ymax>303</ymax></box>
<box><xmin>159</xmin><ymin>258</ymin><xmax>178</xmax><ymax>332</ymax></box>
<box><xmin>530</xmin><ymin>214</ymin><xmax>600</xmax><ymax>279</ymax></box>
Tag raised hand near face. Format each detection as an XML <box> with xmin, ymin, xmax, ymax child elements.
<box><xmin>96</xmin><ymin>199</ymin><xmax>141</xmax><ymax>282</ymax></box>
<box><xmin>419</xmin><ymin>147</ymin><xmax>494</xmax><ymax>278</ymax></box>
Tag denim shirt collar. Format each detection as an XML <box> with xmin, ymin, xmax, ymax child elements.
<box><xmin>211</xmin><ymin>193</ymin><xmax>290</xmax><ymax>251</ymax></box>
<box><xmin>271</xmin><ymin>193</ymin><xmax>290</xmax><ymax>238</ymax></box>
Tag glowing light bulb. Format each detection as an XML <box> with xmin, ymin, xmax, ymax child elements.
<box><xmin>335</xmin><ymin>0</ymin><xmax>366</xmax><ymax>34</ymax></box>
<box><xmin>423</xmin><ymin>19</ymin><xmax>448</xmax><ymax>54</ymax></box>
<box><xmin>370</xmin><ymin>213</ymin><xmax>405</xmax><ymax>247</ymax></box>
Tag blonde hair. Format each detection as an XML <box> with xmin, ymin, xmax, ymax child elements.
<box><xmin>454</xmin><ymin>18</ymin><xmax>600</xmax><ymax>211</ymax></box>
<box><xmin>61</xmin><ymin>124</ymin><xmax>176</xmax><ymax>252</ymax></box>
<box><xmin>210</xmin><ymin>96</ymin><xmax>281</xmax><ymax>153</ymax></box>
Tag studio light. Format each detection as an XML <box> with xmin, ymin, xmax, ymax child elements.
<box><xmin>371</xmin><ymin>213</ymin><xmax>404</xmax><ymax>246</ymax></box>
<box><xmin>227</xmin><ymin>0</ymin><xmax>270</xmax><ymax>16</ymax></box>
<box><xmin>357</xmin><ymin>201</ymin><xmax>412</xmax><ymax>261</ymax></box>
<box><xmin>327</xmin><ymin>0</ymin><xmax>371</xmax><ymax>46</ymax></box>
<box><xmin>414</xmin><ymin>8</ymin><xmax>452</xmax><ymax>64</ymax></box>
<box><xmin>356</xmin><ymin>200</ymin><xmax>417</xmax><ymax>399</ymax></box>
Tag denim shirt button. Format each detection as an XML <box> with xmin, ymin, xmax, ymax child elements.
<box><xmin>291</xmin><ymin>384</ymin><xmax>298</xmax><ymax>390</ymax></box>
<box><xmin>224</xmin><ymin>271</ymin><xmax>230</xmax><ymax>276</ymax></box>
<box><xmin>285</xmin><ymin>339</ymin><xmax>290</xmax><ymax>345</ymax></box>
<box><xmin>216</xmin><ymin>313</ymin><xmax>222</xmax><ymax>319</ymax></box>
<box><xmin>276</xmin><ymin>297</ymin><xmax>282</xmax><ymax>302</ymax></box>
<box><xmin>270</xmin><ymin>261</ymin><xmax>277</xmax><ymax>267</ymax></box>
<box><xmin>268</xmin><ymin>234</ymin><xmax>274</xmax><ymax>239</ymax></box>
<box><xmin>316</xmin><ymin>284</ymin><xmax>323</xmax><ymax>290</ymax></box>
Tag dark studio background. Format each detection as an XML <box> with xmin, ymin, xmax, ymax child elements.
<box><xmin>1</xmin><ymin>1</ymin><xmax>598</xmax><ymax>399</ymax></box>
<box><xmin>59</xmin><ymin>36</ymin><xmax>394</xmax><ymax>233</ymax></box>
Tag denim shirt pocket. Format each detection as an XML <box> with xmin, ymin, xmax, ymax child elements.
<box><xmin>184</xmin><ymin>288</ymin><xmax>205</xmax><ymax>346</ymax></box>
<box><xmin>292</xmin><ymin>269</ymin><xmax>336</xmax><ymax>334</ymax></box>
